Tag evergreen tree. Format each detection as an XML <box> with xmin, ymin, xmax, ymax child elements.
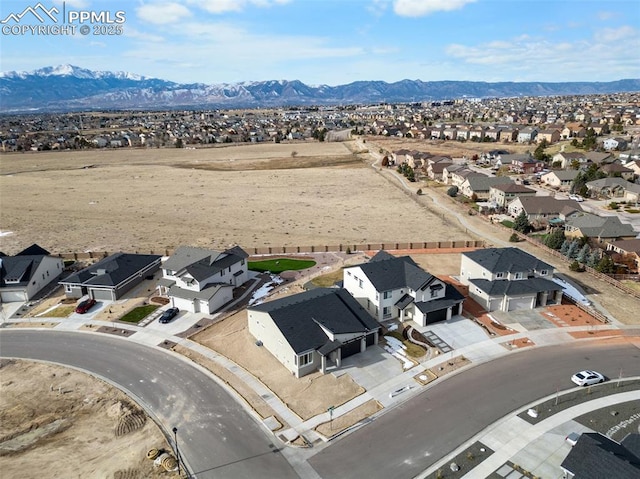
<box><xmin>544</xmin><ymin>228</ymin><xmax>565</xmax><ymax>250</ymax></box>
<box><xmin>566</xmin><ymin>240</ymin><xmax>580</xmax><ymax>259</ymax></box>
<box><xmin>513</xmin><ymin>211</ymin><xmax>531</xmax><ymax>233</ymax></box>
<box><xmin>560</xmin><ymin>239</ymin><xmax>571</xmax><ymax>255</ymax></box>
<box><xmin>576</xmin><ymin>244</ymin><xmax>590</xmax><ymax>263</ymax></box>
<box><xmin>595</xmin><ymin>254</ymin><xmax>616</xmax><ymax>274</ymax></box>
<box><xmin>587</xmin><ymin>249</ymin><xmax>601</xmax><ymax>268</ymax></box>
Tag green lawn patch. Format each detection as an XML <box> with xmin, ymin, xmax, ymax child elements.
<box><xmin>501</xmin><ymin>220</ymin><xmax>514</xmax><ymax>228</ymax></box>
<box><xmin>120</xmin><ymin>304</ymin><xmax>159</xmax><ymax>323</ymax></box>
<box><xmin>249</xmin><ymin>258</ymin><xmax>316</xmax><ymax>273</ymax></box>
<box><xmin>386</xmin><ymin>331</ymin><xmax>426</xmax><ymax>358</ymax></box>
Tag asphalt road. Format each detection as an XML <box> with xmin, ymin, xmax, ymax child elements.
<box><xmin>0</xmin><ymin>330</ymin><xmax>298</xmax><ymax>479</ymax></box>
<box><xmin>307</xmin><ymin>340</ymin><xmax>640</xmax><ymax>479</ymax></box>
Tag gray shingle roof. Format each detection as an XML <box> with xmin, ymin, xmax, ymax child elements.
<box><xmin>60</xmin><ymin>253</ymin><xmax>160</xmax><ymax>287</ymax></box>
<box><xmin>0</xmin><ymin>244</ymin><xmax>53</xmax><ymax>287</ymax></box>
<box><xmin>561</xmin><ymin>433</ymin><xmax>640</xmax><ymax>479</ymax></box>
<box><xmin>513</xmin><ymin>196</ymin><xmax>582</xmax><ymax>215</ymax></box>
<box><xmin>565</xmin><ymin>212</ymin><xmax>638</xmax><ymax>238</ymax></box>
<box><xmin>250</xmin><ymin>288</ymin><xmax>379</xmax><ymax>354</ymax></box>
<box><xmin>163</xmin><ymin>245</ymin><xmax>248</xmax><ymax>281</ymax></box>
<box><xmin>414</xmin><ymin>285</ymin><xmax>465</xmax><ymax>313</ymax></box>
<box><xmin>463</xmin><ymin>247</ymin><xmax>553</xmax><ymax>274</ymax></box>
<box><xmin>350</xmin><ymin>250</ymin><xmax>437</xmax><ymax>292</ymax></box>
<box><xmin>464</xmin><ymin>175</ymin><xmax>513</xmax><ymax>192</ymax></box>
<box><xmin>469</xmin><ymin>277</ymin><xmax>561</xmax><ymax>296</ymax></box>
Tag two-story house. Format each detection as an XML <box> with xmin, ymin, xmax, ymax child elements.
<box><xmin>159</xmin><ymin>245</ymin><xmax>249</xmax><ymax>314</ymax></box>
<box><xmin>540</xmin><ymin>170</ymin><xmax>579</xmax><ymax>190</ymax></box>
<box><xmin>459</xmin><ymin>248</ymin><xmax>563</xmax><ymax>312</ymax></box>
<box><xmin>489</xmin><ymin>183</ymin><xmax>536</xmax><ymax>209</ymax></box>
<box><xmin>343</xmin><ymin>251</ymin><xmax>464</xmax><ymax>327</ymax></box>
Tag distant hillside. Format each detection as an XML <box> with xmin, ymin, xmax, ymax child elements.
<box><xmin>1</xmin><ymin>64</ymin><xmax>639</xmax><ymax>112</ymax></box>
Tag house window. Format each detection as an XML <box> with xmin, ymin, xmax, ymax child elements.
<box><xmin>515</xmin><ymin>272</ymin><xmax>523</xmax><ymax>279</ymax></box>
<box><xmin>383</xmin><ymin>306</ymin><xmax>391</xmax><ymax>318</ymax></box>
<box><xmin>383</xmin><ymin>291</ymin><xmax>391</xmax><ymax>299</ymax></box>
<box><xmin>65</xmin><ymin>285</ymin><xmax>72</xmax><ymax>293</ymax></box>
<box><xmin>298</xmin><ymin>352</ymin><xmax>313</xmax><ymax>366</ymax></box>
<box><xmin>496</xmin><ymin>272</ymin><xmax>504</xmax><ymax>279</ymax></box>
<box><xmin>375</xmin><ymin>292</ymin><xmax>379</xmax><ymax>301</ymax></box>
<box><xmin>359</xmin><ymin>279</ymin><xmax>363</xmax><ymax>288</ymax></box>
<box><xmin>430</xmin><ymin>289</ymin><xmax>438</xmax><ymax>298</ymax></box>
<box><xmin>540</xmin><ymin>270</ymin><xmax>548</xmax><ymax>276</ymax></box>
<box><xmin>347</xmin><ymin>271</ymin><xmax>352</xmax><ymax>276</ymax></box>
<box><xmin>221</xmin><ymin>270</ymin><xmax>225</xmax><ymax>276</ymax></box>
<box><xmin>241</xmin><ymin>259</ymin><xmax>245</xmax><ymax>266</ymax></box>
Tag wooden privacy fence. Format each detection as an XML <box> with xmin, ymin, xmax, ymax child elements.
<box><xmin>54</xmin><ymin>240</ymin><xmax>486</xmax><ymax>261</ymax></box>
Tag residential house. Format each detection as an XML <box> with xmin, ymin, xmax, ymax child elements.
<box><xmin>517</xmin><ymin>126</ymin><xmax>538</xmax><ymax>143</ymax></box>
<box><xmin>426</xmin><ymin>158</ymin><xmax>453</xmax><ymax>181</ymax></box>
<box><xmin>468</xmin><ymin>126</ymin><xmax>485</xmax><ymax>141</ymax></box>
<box><xmin>0</xmin><ymin>244</ymin><xmax>64</xmax><ymax>302</ymax></box>
<box><xmin>498</xmin><ymin>127</ymin><xmax>518</xmax><ymax>142</ymax></box>
<box><xmin>603</xmin><ymin>137</ymin><xmax>628</xmax><ymax>151</ymax></box>
<box><xmin>606</xmin><ymin>238</ymin><xmax>640</xmax><ymax>273</ymax></box>
<box><xmin>459</xmin><ymin>247</ymin><xmax>563</xmax><ymax>312</ymax></box>
<box><xmin>248</xmin><ymin>288</ymin><xmax>380</xmax><ymax>378</ymax></box>
<box><xmin>564</xmin><ymin>212</ymin><xmax>637</xmax><ymax>242</ymax></box>
<box><xmin>459</xmin><ymin>175</ymin><xmax>513</xmax><ymax>200</ymax></box>
<box><xmin>509</xmin><ymin>155</ymin><xmax>545</xmax><ymax>174</ymax></box>
<box><xmin>560</xmin><ymin>433</ymin><xmax>640</xmax><ymax>479</ymax></box>
<box><xmin>489</xmin><ymin>183</ymin><xmax>537</xmax><ymax>209</ymax></box>
<box><xmin>561</xmin><ymin>123</ymin><xmax>586</xmax><ymax>139</ymax></box>
<box><xmin>584</xmin><ymin>151</ymin><xmax>614</xmax><ymax>165</ymax></box>
<box><xmin>448</xmin><ymin>167</ymin><xmax>484</xmax><ymax>188</ymax></box>
<box><xmin>540</xmin><ymin>170</ymin><xmax>579</xmax><ymax>191</ymax></box>
<box><xmin>601</xmin><ymin>162</ymin><xmax>635</xmax><ymax>181</ymax></box>
<box><xmin>552</xmin><ymin>151</ymin><xmax>587</xmax><ymax>169</ymax></box>
<box><xmin>586</xmin><ymin>177</ymin><xmax>631</xmax><ymax>199</ymax></box>
<box><xmin>343</xmin><ymin>250</ymin><xmax>464</xmax><ymax>326</ymax></box>
<box><xmin>507</xmin><ymin>196</ymin><xmax>582</xmax><ymax>223</ymax></box>
<box><xmin>158</xmin><ymin>246</ymin><xmax>249</xmax><ymax>314</ymax></box>
<box><xmin>622</xmin><ymin>159</ymin><xmax>640</xmax><ymax>176</ymax></box>
<box><xmin>623</xmin><ymin>182</ymin><xmax>640</xmax><ymax>204</ymax></box>
<box><xmin>60</xmin><ymin>253</ymin><xmax>161</xmax><ymax>301</ymax></box>
<box><xmin>536</xmin><ymin>129</ymin><xmax>560</xmax><ymax>144</ymax></box>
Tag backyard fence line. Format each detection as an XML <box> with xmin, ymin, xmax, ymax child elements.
<box><xmin>53</xmin><ymin>240</ymin><xmax>486</xmax><ymax>262</ymax></box>
<box><xmin>510</xmin><ymin>230</ymin><xmax>640</xmax><ymax>301</ymax></box>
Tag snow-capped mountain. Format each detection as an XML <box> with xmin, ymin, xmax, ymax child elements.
<box><xmin>1</xmin><ymin>64</ymin><xmax>639</xmax><ymax>112</ymax></box>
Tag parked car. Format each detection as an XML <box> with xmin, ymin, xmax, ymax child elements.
<box><xmin>75</xmin><ymin>298</ymin><xmax>97</xmax><ymax>314</ymax></box>
<box><xmin>159</xmin><ymin>307</ymin><xmax>179</xmax><ymax>324</ymax></box>
<box><xmin>568</xmin><ymin>194</ymin><xmax>584</xmax><ymax>202</ymax></box>
<box><xmin>571</xmin><ymin>370</ymin><xmax>605</xmax><ymax>386</ymax></box>
<box><xmin>565</xmin><ymin>432</ymin><xmax>580</xmax><ymax>446</ymax></box>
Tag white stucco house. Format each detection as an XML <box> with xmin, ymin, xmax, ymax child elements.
<box><xmin>0</xmin><ymin>244</ymin><xmax>64</xmax><ymax>303</ymax></box>
<box><xmin>460</xmin><ymin>248</ymin><xmax>563</xmax><ymax>312</ymax></box>
<box><xmin>248</xmin><ymin>288</ymin><xmax>380</xmax><ymax>378</ymax></box>
<box><xmin>343</xmin><ymin>250</ymin><xmax>464</xmax><ymax>327</ymax></box>
<box><xmin>158</xmin><ymin>245</ymin><xmax>249</xmax><ymax>314</ymax></box>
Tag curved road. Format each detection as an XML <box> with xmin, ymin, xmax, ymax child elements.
<box><xmin>2</xmin><ymin>331</ymin><xmax>639</xmax><ymax>479</ymax></box>
<box><xmin>307</xmin><ymin>339</ymin><xmax>640</xmax><ymax>478</ymax></box>
<box><xmin>0</xmin><ymin>330</ymin><xmax>298</xmax><ymax>479</ymax></box>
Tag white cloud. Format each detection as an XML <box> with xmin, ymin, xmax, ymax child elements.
<box><xmin>393</xmin><ymin>0</ymin><xmax>476</xmax><ymax>17</ymax></box>
<box><xmin>594</xmin><ymin>25</ymin><xmax>636</xmax><ymax>43</ymax></box>
<box><xmin>597</xmin><ymin>11</ymin><xmax>616</xmax><ymax>21</ymax></box>
<box><xmin>124</xmin><ymin>27</ymin><xmax>165</xmax><ymax>43</ymax></box>
<box><xmin>137</xmin><ymin>2</ymin><xmax>192</xmax><ymax>25</ymax></box>
<box><xmin>186</xmin><ymin>0</ymin><xmax>291</xmax><ymax>14</ymax></box>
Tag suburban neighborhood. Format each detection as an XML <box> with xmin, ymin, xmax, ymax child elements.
<box><xmin>2</xmin><ymin>92</ymin><xmax>640</xmax><ymax>479</ymax></box>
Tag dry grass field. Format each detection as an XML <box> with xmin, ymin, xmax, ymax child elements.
<box><xmin>0</xmin><ymin>141</ymin><xmax>472</xmax><ymax>254</ymax></box>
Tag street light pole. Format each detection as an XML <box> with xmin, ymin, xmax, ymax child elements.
<box><xmin>172</xmin><ymin>427</ymin><xmax>181</xmax><ymax>476</ymax></box>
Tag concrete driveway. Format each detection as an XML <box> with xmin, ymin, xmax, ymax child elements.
<box><xmin>418</xmin><ymin>315</ymin><xmax>489</xmax><ymax>350</ymax></box>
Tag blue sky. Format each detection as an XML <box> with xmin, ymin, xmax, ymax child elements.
<box><xmin>1</xmin><ymin>0</ymin><xmax>639</xmax><ymax>85</ymax></box>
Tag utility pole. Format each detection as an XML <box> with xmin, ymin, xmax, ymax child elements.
<box><xmin>172</xmin><ymin>427</ymin><xmax>181</xmax><ymax>476</ymax></box>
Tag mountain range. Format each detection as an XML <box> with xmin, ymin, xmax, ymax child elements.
<box><xmin>1</xmin><ymin>65</ymin><xmax>639</xmax><ymax>112</ymax></box>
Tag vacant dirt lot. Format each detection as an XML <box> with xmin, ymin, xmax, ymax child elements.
<box><xmin>0</xmin><ymin>359</ymin><xmax>173</xmax><ymax>479</ymax></box>
<box><xmin>0</xmin><ymin>141</ymin><xmax>471</xmax><ymax>254</ymax></box>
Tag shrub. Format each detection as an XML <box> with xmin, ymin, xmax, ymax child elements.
<box><xmin>447</xmin><ymin>186</ymin><xmax>458</xmax><ymax>197</ymax></box>
<box><xmin>509</xmin><ymin>233</ymin><xmax>520</xmax><ymax>242</ymax></box>
<box><xmin>416</xmin><ymin>188</ymin><xmax>423</xmax><ymax>195</ymax></box>
<box><xmin>569</xmin><ymin>260</ymin><xmax>584</xmax><ymax>272</ymax></box>
<box><xmin>609</xmin><ymin>202</ymin><xmax>620</xmax><ymax>210</ymax></box>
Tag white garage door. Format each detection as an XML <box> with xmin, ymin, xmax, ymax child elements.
<box><xmin>507</xmin><ymin>296</ymin><xmax>533</xmax><ymax>311</ymax></box>
<box><xmin>1</xmin><ymin>291</ymin><xmax>27</xmax><ymax>302</ymax></box>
